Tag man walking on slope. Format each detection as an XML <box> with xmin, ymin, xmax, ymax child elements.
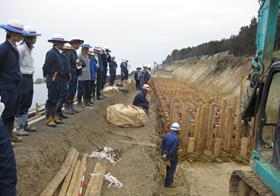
<box><xmin>161</xmin><ymin>122</ymin><xmax>180</xmax><ymax>188</ymax></box>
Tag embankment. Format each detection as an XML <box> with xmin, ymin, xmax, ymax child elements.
<box><xmin>164</xmin><ymin>56</ymin><xmax>252</xmax><ymax>99</ymax></box>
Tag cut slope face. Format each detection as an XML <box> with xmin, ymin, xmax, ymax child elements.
<box><xmin>166</xmin><ymin>56</ymin><xmax>252</xmax><ymax>99</ymax></box>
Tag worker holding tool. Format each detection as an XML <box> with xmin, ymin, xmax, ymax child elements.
<box><xmin>43</xmin><ymin>34</ymin><xmax>68</xmax><ymax>127</ymax></box>
<box><xmin>132</xmin><ymin>84</ymin><xmax>150</xmax><ymax>112</ymax></box>
<box><xmin>160</xmin><ymin>122</ymin><xmax>180</xmax><ymax>188</ymax></box>
<box><xmin>0</xmin><ymin>98</ymin><xmax>16</xmax><ymax>195</ymax></box>
<box><xmin>0</xmin><ymin>19</ymin><xmax>27</xmax><ymax>143</ymax></box>
<box><xmin>15</xmin><ymin>26</ymin><xmax>41</xmax><ymax>136</ymax></box>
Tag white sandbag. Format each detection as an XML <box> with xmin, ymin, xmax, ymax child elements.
<box><xmin>106</xmin><ymin>104</ymin><xmax>147</xmax><ymax>127</ymax></box>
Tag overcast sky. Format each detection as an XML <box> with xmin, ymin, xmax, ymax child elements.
<box><xmin>1</xmin><ymin>0</ymin><xmax>259</xmax><ymax>78</ymax></box>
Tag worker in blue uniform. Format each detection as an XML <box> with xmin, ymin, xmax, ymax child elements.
<box><xmin>57</xmin><ymin>43</ymin><xmax>73</xmax><ymax>118</ymax></box>
<box><xmin>43</xmin><ymin>34</ymin><xmax>68</xmax><ymax>127</ymax></box>
<box><xmin>109</xmin><ymin>55</ymin><xmax>117</xmax><ymax>86</ymax></box>
<box><xmin>132</xmin><ymin>84</ymin><xmax>150</xmax><ymax>112</ymax></box>
<box><xmin>0</xmin><ymin>19</ymin><xmax>27</xmax><ymax>143</ymax></box>
<box><xmin>120</xmin><ymin>59</ymin><xmax>128</xmax><ymax>85</ymax></box>
<box><xmin>0</xmin><ymin>100</ymin><xmax>17</xmax><ymax>196</ymax></box>
<box><xmin>66</xmin><ymin>36</ymin><xmax>84</xmax><ymax>114</ymax></box>
<box><xmin>134</xmin><ymin>67</ymin><xmax>142</xmax><ymax>90</ymax></box>
<box><xmin>88</xmin><ymin>48</ymin><xmax>97</xmax><ymax>103</ymax></box>
<box><xmin>160</xmin><ymin>122</ymin><xmax>181</xmax><ymax>187</ymax></box>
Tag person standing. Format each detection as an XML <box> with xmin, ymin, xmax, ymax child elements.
<box><xmin>134</xmin><ymin>67</ymin><xmax>141</xmax><ymax>90</ymax></box>
<box><xmin>14</xmin><ymin>26</ymin><xmax>41</xmax><ymax>136</ymax></box>
<box><xmin>87</xmin><ymin>48</ymin><xmax>97</xmax><ymax>103</ymax></box>
<box><xmin>160</xmin><ymin>122</ymin><xmax>180</xmax><ymax>188</ymax></box>
<box><xmin>120</xmin><ymin>58</ymin><xmax>128</xmax><ymax>85</ymax></box>
<box><xmin>109</xmin><ymin>55</ymin><xmax>117</xmax><ymax>86</ymax></box>
<box><xmin>66</xmin><ymin>36</ymin><xmax>84</xmax><ymax>113</ymax></box>
<box><xmin>77</xmin><ymin>44</ymin><xmax>92</xmax><ymax>106</ymax></box>
<box><xmin>94</xmin><ymin>46</ymin><xmax>104</xmax><ymax>100</ymax></box>
<box><xmin>0</xmin><ymin>100</ymin><xmax>16</xmax><ymax>196</ymax></box>
<box><xmin>56</xmin><ymin>43</ymin><xmax>73</xmax><ymax>118</ymax></box>
<box><xmin>0</xmin><ymin>19</ymin><xmax>27</xmax><ymax>143</ymax></box>
<box><xmin>43</xmin><ymin>34</ymin><xmax>68</xmax><ymax>127</ymax></box>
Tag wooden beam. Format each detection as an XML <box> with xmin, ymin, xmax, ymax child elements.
<box><xmin>40</xmin><ymin>147</ymin><xmax>78</xmax><ymax>196</ymax></box>
<box><xmin>58</xmin><ymin>151</ymin><xmax>79</xmax><ymax>196</ymax></box>
<box><xmin>84</xmin><ymin>162</ymin><xmax>107</xmax><ymax>196</ymax></box>
<box><xmin>72</xmin><ymin>153</ymin><xmax>88</xmax><ymax>196</ymax></box>
<box><xmin>66</xmin><ymin>160</ymin><xmax>81</xmax><ymax>195</ymax></box>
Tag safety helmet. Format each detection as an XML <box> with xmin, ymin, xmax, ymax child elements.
<box><xmin>171</xmin><ymin>122</ymin><xmax>180</xmax><ymax>132</ymax></box>
<box><xmin>142</xmin><ymin>84</ymin><xmax>150</xmax><ymax>91</ymax></box>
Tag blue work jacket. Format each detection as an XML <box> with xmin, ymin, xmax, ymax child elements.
<box><xmin>161</xmin><ymin>131</ymin><xmax>180</xmax><ymax>161</ymax></box>
<box><xmin>0</xmin><ymin>41</ymin><xmax>22</xmax><ymax>85</ymax></box>
<box><xmin>42</xmin><ymin>47</ymin><xmax>65</xmax><ymax>78</ymax></box>
<box><xmin>69</xmin><ymin>49</ymin><xmax>78</xmax><ymax>74</ymax></box>
<box><xmin>132</xmin><ymin>90</ymin><xmax>149</xmax><ymax>110</ymax></box>
<box><xmin>89</xmin><ymin>57</ymin><xmax>97</xmax><ymax>81</ymax></box>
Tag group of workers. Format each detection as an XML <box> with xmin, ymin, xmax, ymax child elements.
<box><xmin>0</xmin><ymin>18</ymin><xmax>179</xmax><ymax>194</ymax></box>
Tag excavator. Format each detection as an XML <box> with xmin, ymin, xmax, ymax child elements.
<box><xmin>229</xmin><ymin>0</ymin><xmax>280</xmax><ymax>195</ymax></box>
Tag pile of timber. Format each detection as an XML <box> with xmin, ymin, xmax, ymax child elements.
<box><xmin>40</xmin><ymin>147</ymin><xmax>107</xmax><ymax>196</ymax></box>
<box><xmin>151</xmin><ymin>77</ymin><xmax>253</xmax><ymax>161</ymax></box>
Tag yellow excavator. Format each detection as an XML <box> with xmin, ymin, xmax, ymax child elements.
<box><xmin>229</xmin><ymin>0</ymin><xmax>280</xmax><ymax>195</ymax></box>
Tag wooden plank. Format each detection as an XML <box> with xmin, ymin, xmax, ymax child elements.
<box><xmin>66</xmin><ymin>160</ymin><xmax>81</xmax><ymax>195</ymax></box>
<box><xmin>40</xmin><ymin>147</ymin><xmax>78</xmax><ymax>196</ymax></box>
<box><xmin>206</xmin><ymin>103</ymin><xmax>214</xmax><ymax>147</ymax></box>
<box><xmin>58</xmin><ymin>151</ymin><xmax>79</xmax><ymax>196</ymax></box>
<box><xmin>72</xmin><ymin>153</ymin><xmax>88</xmax><ymax>196</ymax></box>
<box><xmin>220</xmin><ymin>99</ymin><xmax>227</xmax><ymax>143</ymax></box>
<box><xmin>225</xmin><ymin>107</ymin><xmax>234</xmax><ymax>151</ymax></box>
<box><xmin>84</xmin><ymin>162</ymin><xmax>107</xmax><ymax>196</ymax></box>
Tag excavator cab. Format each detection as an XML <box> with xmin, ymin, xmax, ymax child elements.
<box><xmin>230</xmin><ymin>61</ymin><xmax>280</xmax><ymax>195</ymax></box>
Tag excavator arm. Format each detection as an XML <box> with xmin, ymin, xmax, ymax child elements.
<box><xmin>241</xmin><ymin>0</ymin><xmax>280</xmax><ymax>121</ymax></box>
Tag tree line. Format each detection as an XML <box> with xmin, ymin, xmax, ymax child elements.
<box><xmin>163</xmin><ymin>17</ymin><xmax>280</xmax><ymax>65</ymax></box>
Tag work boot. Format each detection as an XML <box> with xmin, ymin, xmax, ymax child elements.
<box><xmin>64</xmin><ymin>104</ymin><xmax>75</xmax><ymax>115</ymax></box>
<box><xmin>53</xmin><ymin>116</ymin><xmax>64</xmax><ymax>125</ymax></box>
<box><xmin>24</xmin><ymin>124</ymin><xmax>37</xmax><ymax>132</ymax></box>
<box><xmin>47</xmin><ymin>117</ymin><xmax>57</xmax><ymax>127</ymax></box>
<box><xmin>13</xmin><ymin>128</ymin><xmax>29</xmax><ymax>136</ymax></box>
<box><xmin>71</xmin><ymin>104</ymin><xmax>79</xmax><ymax>113</ymax></box>
<box><xmin>57</xmin><ymin>103</ymin><xmax>68</xmax><ymax>119</ymax></box>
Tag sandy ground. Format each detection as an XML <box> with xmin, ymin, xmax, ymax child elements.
<box><xmin>181</xmin><ymin>161</ymin><xmax>249</xmax><ymax>196</ymax></box>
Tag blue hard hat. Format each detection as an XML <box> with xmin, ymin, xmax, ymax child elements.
<box><xmin>81</xmin><ymin>43</ymin><xmax>92</xmax><ymax>49</ymax></box>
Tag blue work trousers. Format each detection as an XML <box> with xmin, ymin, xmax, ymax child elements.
<box><xmin>46</xmin><ymin>75</ymin><xmax>62</xmax><ymax>106</ymax></box>
<box><xmin>67</xmin><ymin>73</ymin><xmax>77</xmax><ymax>104</ymax></box>
<box><xmin>16</xmin><ymin>74</ymin><xmax>34</xmax><ymax>116</ymax></box>
<box><xmin>59</xmin><ymin>78</ymin><xmax>68</xmax><ymax>105</ymax></box>
<box><xmin>0</xmin><ymin>119</ymin><xmax>16</xmax><ymax>196</ymax></box>
<box><xmin>165</xmin><ymin>160</ymin><xmax>177</xmax><ymax>187</ymax></box>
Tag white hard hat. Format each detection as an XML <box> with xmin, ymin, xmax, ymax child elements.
<box><xmin>63</xmin><ymin>43</ymin><xmax>72</xmax><ymax>50</ymax></box>
<box><xmin>23</xmin><ymin>26</ymin><xmax>41</xmax><ymax>36</ymax></box>
<box><xmin>142</xmin><ymin>84</ymin><xmax>150</xmax><ymax>91</ymax></box>
<box><xmin>171</xmin><ymin>122</ymin><xmax>180</xmax><ymax>132</ymax></box>
<box><xmin>87</xmin><ymin>48</ymin><xmax>95</xmax><ymax>56</ymax></box>
<box><xmin>70</xmin><ymin>36</ymin><xmax>84</xmax><ymax>44</ymax></box>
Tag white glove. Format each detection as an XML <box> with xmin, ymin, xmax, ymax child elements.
<box><xmin>0</xmin><ymin>96</ymin><xmax>5</xmax><ymax>116</ymax></box>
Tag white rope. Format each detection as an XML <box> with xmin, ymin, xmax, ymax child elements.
<box><xmin>90</xmin><ymin>172</ymin><xmax>123</xmax><ymax>189</ymax></box>
<box><xmin>89</xmin><ymin>147</ymin><xmax>121</xmax><ymax>165</ymax></box>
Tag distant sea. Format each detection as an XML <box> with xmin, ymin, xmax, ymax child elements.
<box><xmin>31</xmin><ymin>83</ymin><xmax>47</xmax><ymax>109</ymax></box>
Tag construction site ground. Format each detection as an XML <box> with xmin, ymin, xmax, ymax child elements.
<box><xmin>15</xmin><ymin>81</ymin><xmax>249</xmax><ymax>196</ymax></box>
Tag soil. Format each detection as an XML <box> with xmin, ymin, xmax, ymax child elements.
<box><xmin>14</xmin><ymin>81</ymin><xmax>249</xmax><ymax>196</ymax></box>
